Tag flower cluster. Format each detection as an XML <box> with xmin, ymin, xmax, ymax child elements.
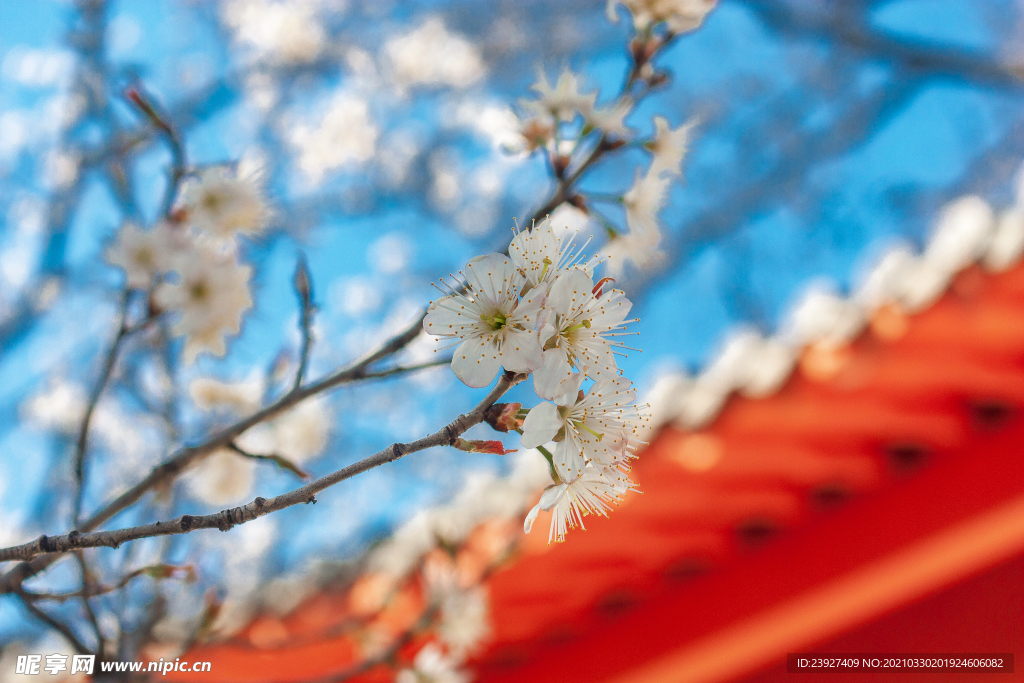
<box><xmin>105</xmin><ymin>166</ymin><xmax>269</xmax><ymax>362</ymax></box>
<box><xmin>424</xmin><ymin>220</ymin><xmax>648</xmax><ymax>542</ymax></box>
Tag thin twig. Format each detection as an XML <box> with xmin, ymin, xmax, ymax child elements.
<box><xmin>17</xmin><ymin>592</ymin><xmax>91</xmax><ymax>655</ymax></box>
<box><xmin>72</xmin><ymin>289</ymin><xmax>131</xmax><ymax>527</ymax></box>
<box><xmin>228</xmin><ymin>442</ymin><xmax>310</xmax><ymax>481</ymax></box>
<box><xmin>292</xmin><ymin>254</ymin><xmax>315</xmax><ymax>391</ymax></box>
<box><xmin>125</xmin><ymin>84</ymin><xmax>187</xmax><ymax>216</ymax></box>
<box><xmin>73</xmin><ymin>552</ymin><xmax>105</xmax><ymax>656</ymax></box>
<box><xmin>0</xmin><ymin>372</ymin><xmax>524</xmax><ymax>563</ymax></box>
<box><xmin>0</xmin><ymin>312</ymin><xmax>427</xmax><ymax>593</ymax></box>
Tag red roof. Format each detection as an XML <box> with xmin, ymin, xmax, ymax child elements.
<box><xmin>172</xmin><ymin>264</ymin><xmax>1024</xmax><ymax>683</ymax></box>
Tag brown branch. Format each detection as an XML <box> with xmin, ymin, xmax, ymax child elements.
<box><xmin>0</xmin><ymin>372</ymin><xmax>523</xmax><ymax>563</ymax></box>
<box><xmin>292</xmin><ymin>254</ymin><xmax>315</xmax><ymax>391</ymax></box>
<box><xmin>72</xmin><ymin>289</ymin><xmax>132</xmax><ymax>526</ymax></box>
<box><xmin>17</xmin><ymin>591</ymin><xmax>91</xmax><ymax>655</ymax></box>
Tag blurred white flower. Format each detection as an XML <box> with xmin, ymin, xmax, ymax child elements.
<box><xmin>396</xmin><ymin>644</ymin><xmax>469</xmax><ymax>683</ymax></box>
<box><xmin>623</xmin><ymin>167</ymin><xmax>670</xmax><ymax>237</ymax></box>
<box><xmin>22</xmin><ymin>378</ymin><xmax>86</xmax><ymax>434</ymax></box>
<box><xmin>180</xmin><ymin>167</ymin><xmax>270</xmax><ymax>240</ymax></box>
<box><xmin>600</xmin><ymin>222</ymin><xmax>664</xmax><ymax>278</ymax></box>
<box><xmin>424</xmin><ymin>562</ymin><xmax>491</xmax><ymax>659</ymax></box>
<box><xmin>237</xmin><ymin>398</ymin><xmax>331</xmax><ymax>464</ymax></box>
<box><xmin>290</xmin><ymin>94</ymin><xmax>378</xmax><ymax>182</ymax></box>
<box><xmin>524</xmin><ymin>68</ymin><xmax>596</xmax><ymax>122</ymax></box>
<box><xmin>186</xmin><ymin>448</ymin><xmax>256</xmax><ymax>506</ymax></box>
<box><xmin>587</xmin><ymin>99</ymin><xmax>633</xmax><ymax>136</ymax></box>
<box><xmin>223</xmin><ymin>0</ymin><xmax>326</xmax><ymax>64</ymax></box>
<box><xmin>189</xmin><ymin>375</ymin><xmax>264</xmax><ymax>414</ymax></box>
<box><xmin>156</xmin><ymin>244</ymin><xmax>254</xmax><ymax>363</ymax></box>
<box><xmin>647</xmin><ymin>116</ymin><xmax>696</xmax><ymax>177</ymax></box>
<box><xmin>0</xmin><ymin>46</ymin><xmax>74</xmax><ymax>87</ymax></box>
<box><xmin>104</xmin><ymin>221</ymin><xmax>179</xmax><ymax>290</ymax></box>
<box><xmin>607</xmin><ymin>0</ymin><xmax>717</xmax><ymax>34</ymax></box>
<box><xmin>384</xmin><ymin>18</ymin><xmax>485</xmax><ymax>90</ymax></box>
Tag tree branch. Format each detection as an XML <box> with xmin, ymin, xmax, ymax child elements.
<box><xmin>0</xmin><ymin>372</ymin><xmax>524</xmax><ymax>563</ymax></box>
<box><xmin>72</xmin><ymin>289</ymin><xmax>132</xmax><ymax>527</ymax></box>
<box><xmin>17</xmin><ymin>592</ymin><xmax>91</xmax><ymax>655</ymax></box>
<box><xmin>292</xmin><ymin>254</ymin><xmax>315</xmax><ymax>391</ymax></box>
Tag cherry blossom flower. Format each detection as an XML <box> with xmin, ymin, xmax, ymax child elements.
<box><xmin>647</xmin><ymin>115</ymin><xmax>696</xmax><ymax>177</ymax></box>
<box><xmin>155</xmin><ymin>243</ymin><xmax>254</xmax><ymax>363</ymax></box>
<box><xmin>533</xmin><ymin>268</ymin><xmax>635</xmax><ymax>398</ymax></box>
<box><xmin>189</xmin><ymin>375</ymin><xmax>263</xmax><ymax>414</ymax></box>
<box><xmin>424</xmin><ymin>253</ymin><xmax>545</xmax><ymax>388</ymax></box>
<box><xmin>396</xmin><ymin>644</ymin><xmax>469</xmax><ymax>683</ymax></box>
<box><xmin>508</xmin><ymin>217</ymin><xmax>591</xmax><ymax>291</ymax></box>
<box><xmin>424</xmin><ymin>560</ymin><xmax>491</xmax><ymax>659</ymax></box>
<box><xmin>521</xmin><ymin>373</ymin><xmax>647</xmax><ymax>481</ymax></box>
<box><xmin>523</xmin><ymin>68</ymin><xmax>597</xmax><ymax>123</ymax></box>
<box><xmin>623</xmin><ymin>166</ymin><xmax>670</xmax><ymax>237</ymax></box>
<box><xmin>607</xmin><ymin>0</ymin><xmax>717</xmax><ymax>34</ymax></box>
<box><xmin>601</xmin><ymin>221</ymin><xmax>665</xmax><ymax>277</ymax></box>
<box><xmin>523</xmin><ymin>461</ymin><xmax>636</xmax><ymax>543</ymax></box>
<box><xmin>587</xmin><ymin>99</ymin><xmax>634</xmax><ymax>137</ymax></box>
<box><xmin>179</xmin><ymin>166</ymin><xmax>270</xmax><ymax>240</ymax></box>
<box><xmin>104</xmin><ymin>221</ymin><xmax>178</xmax><ymax>290</ymax></box>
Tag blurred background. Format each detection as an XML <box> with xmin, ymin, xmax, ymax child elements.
<box><xmin>1</xmin><ymin>0</ymin><xmax>1023</xmax><ymax>681</ymax></box>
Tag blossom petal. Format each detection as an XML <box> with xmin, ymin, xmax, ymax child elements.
<box><xmin>552</xmin><ymin>372</ymin><xmax>585</xmax><ymax>407</ymax></box>
<box><xmin>553</xmin><ymin>435</ymin><xmax>586</xmax><ymax>482</ymax></box>
<box><xmin>533</xmin><ymin>348</ymin><xmax>573</xmax><ymax>400</ymax></box>
<box><xmin>464</xmin><ymin>253</ymin><xmax>516</xmax><ymax>307</ymax></box>
<box><xmin>547</xmin><ymin>269</ymin><xmax>593</xmax><ymax>316</ymax></box>
<box><xmin>523</xmin><ymin>502</ymin><xmax>542</xmax><ymax>533</ymax></box>
<box><xmin>451</xmin><ymin>337</ymin><xmax>502</xmax><ymax>388</ymax></box>
<box><xmin>520</xmin><ymin>401</ymin><xmax>562</xmax><ymax>448</ymax></box>
<box><xmin>499</xmin><ymin>328</ymin><xmax>544</xmax><ymax>373</ymax></box>
<box><xmin>539</xmin><ymin>483</ymin><xmax>566</xmax><ymax>510</ymax></box>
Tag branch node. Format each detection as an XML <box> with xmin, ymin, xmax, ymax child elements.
<box><xmin>307</xmin><ymin>495</ymin><xmax>317</xmax><ymax>505</ymax></box>
<box><xmin>254</xmin><ymin>497</ymin><xmax>266</xmax><ymax>508</ymax></box>
<box><xmin>180</xmin><ymin>515</ymin><xmax>194</xmax><ymax>531</ymax></box>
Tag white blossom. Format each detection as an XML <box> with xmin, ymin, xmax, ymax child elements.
<box><xmin>187</xmin><ymin>448</ymin><xmax>256</xmax><ymax>506</ymax></box>
<box><xmin>223</xmin><ymin>0</ymin><xmax>325</xmax><ymax>65</ymax></box>
<box><xmin>189</xmin><ymin>375</ymin><xmax>264</xmax><ymax>415</ymax></box>
<box><xmin>607</xmin><ymin>0</ymin><xmax>717</xmax><ymax>34</ymax></box>
<box><xmin>524</xmin><ymin>68</ymin><xmax>597</xmax><ymax>123</ymax></box>
<box><xmin>600</xmin><ymin>223</ymin><xmax>664</xmax><ymax>278</ymax></box>
<box><xmin>289</xmin><ymin>94</ymin><xmax>379</xmax><ymax>182</ymax></box>
<box><xmin>507</xmin><ymin>217</ymin><xmax>590</xmax><ymax>290</ymax></box>
<box><xmin>587</xmin><ymin>99</ymin><xmax>633</xmax><ymax>137</ymax></box>
<box><xmin>533</xmin><ymin>268</ymin><xmax>635</xmax><ymax>398</ymax></box>
<box><xmin>236</xmin><ymin>398</ymin><xmax>331</xmax><ymax>464</ymax></box>
<box><xmin>155</xmin><ymin>243</ymin><xmax>254</xmax><ymax>363</ymax></box>
<box><xmin>521</xmin><ymin>373</ymin><xmax>646</xmax><ymax>481</ymax></box>
<box><xmin>179</xmin><ymin>166</ymin><xmax>270</xmax><ymax>240</ymax></box>
<box><xmin>523</xmin><ymin>462</ymin><xmax>636</xmax><ymax>543</ymax></box>
<box><xmin>384</xmin><ymin>18</ymin><xmax>485</xmax><ymax>90</ymax></box>
<box><xmin>623</xmin><ymin>167</ymin><xmax>670</xmax><ymax>237</ymax></box>
<box><xmin>424</xmin><ymin>562</ymin><xmax>490</xmax><ymax>659</ymax></box>
<box><xmin>424</xmin><ymin>253</ymin><xmax>545</xmax><ymax>388</ymax></box>
<box><xmin>396</xmin><ymin>644</ymin><xmax>469</xmax><ymax>683</ymax></box>
<box><xmin>104</xmin><ymin>221</ymin><xmax>178</xmax><ymax>290</ymax></box>
<box><xmin>647</xmin><ymin>116</ymin><xmax>695</xmax><ymax>177</ymax></box>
